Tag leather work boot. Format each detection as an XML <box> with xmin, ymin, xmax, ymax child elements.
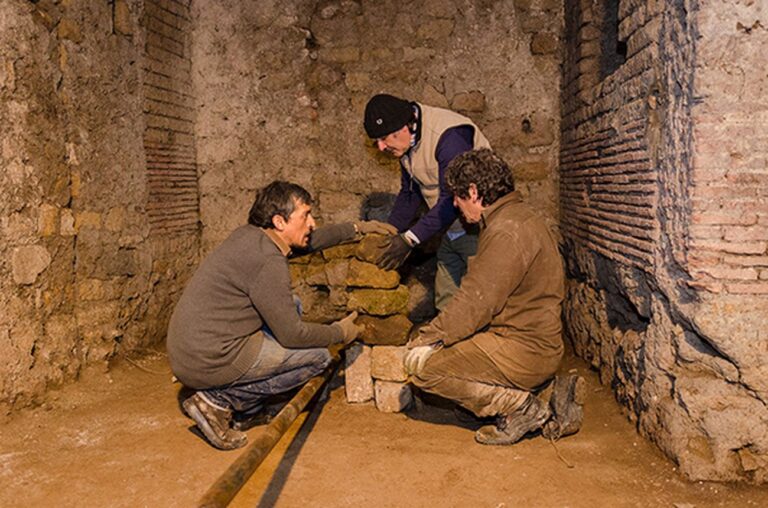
<box><xmin>541</xmin><ymin>374</ymin><xmax>586</xmax><ymax>440</ymax></box>
<box><xmin>231</xmin><ymin>402</ymin><xmax>285</xmax><ymax>432</ymax></box>
<box><xmin>183</xmin><ymin>393</ymin><xmax>247</xmax><ymax>450</ymax></box>
<box><xmin>474</xmin><ymin>394</ymin><xmax>552</xmax><ymax>445</ymax></box>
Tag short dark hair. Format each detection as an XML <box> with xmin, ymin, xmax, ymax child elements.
<box><xmin>247</xmin><ymin>181</ymin><xmax>313</xmax><ymax>228</ymax></box>
<box><xmin>445</xmin><ymin>148</ymin><xmax>516</xmax><ymax>206</ymax></box>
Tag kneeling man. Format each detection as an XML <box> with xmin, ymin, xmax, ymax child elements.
<box><xmin>168</xmin><ymin>181</ymin><xmax>395</xmax><ymax>449</ymax></box>
<box><xmin>405</xmin><ymin>149</ymin><xmax>584</xmax><ymax>444</ymax></box>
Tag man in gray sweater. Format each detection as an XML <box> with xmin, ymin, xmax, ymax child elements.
<box><xmin>168</xmin><ymin>181</ymin><xmax>396</xmax><ymax>449</ymax></box>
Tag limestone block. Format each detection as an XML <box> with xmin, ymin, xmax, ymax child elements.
<box><xmin>59</xmin><ymin>209</ymin><xmax>74</xmax><ymax>235</ymax></box>
<box><xmin>345</xmin><ymin>343</ymin><xmax>373</xmax><ymax>403</ymax></box>
<box><xmin>371</xmin><ymin>346</ymin><xmax>408</xmax><ymax>382</ymax></box>
<box><xmin>375</xmin><ymin>380</ymin><xmax>412</xmax><ymax>413</ymax></box>
<box><xmin>11</xmin><ymin>245</ymin><xmax>51</xmax><ymax>285</ymax></box>
<box><xmin>356</xmin><ymin>233</ymin><xmax>389</xmax><ymax>263</ymax></box>
<box><xmin>531</xmin><ymin>33</ymin><xmax>559</xmax><ymax>55</ymax></box>
<box><xmin>451</xmin><ymin>91</ymin><xmax>486</xmax><ymax>112</ymax></box>
<box><xmin>346</xmin><ymin>259</ymin><xmax>399</xmax><ymax>289</ymax></box>
<box><xmin>304</xmin><ymin>256</ymin><xmax>328</xmax><ymax>286</ymax></box>
<box><xmin>57</xmin><ymin>18</ymin><xmax>83</xmax><ymax>43</ymax></box>
<box><xmin>114</xmin><ymin>0</ymin><xmax>133</xmax><ymax>36</ymax></box>
<box><xmin>322</xmin><ymin>242</ymin><xmax>358</xmax><ymax>260</ymax></box>
<box><xmin>104</xmin><ymin>207</ymin><xmax>125</xmax><ymax>232</ymax></box>
<box><xmin>325</xmin><ymin>259</ymin><xmax>350</xmax><ymax>286</ymax></box>
<box><xmin>421</xmin><ymin>84</ymin><xmax>449</xmax><ymax>107</ymax></box>
<box><xmin>318</xmin><ymin>47</ymin><xmax>360</xmax><ymax>64</ymax></box>
<box><xmin>38</xmin><ymin>204</ymin><xmax>58</xmax><ymax>237</ymax></box>
<box><xmin>347</xmin><ymin>286</ymin><xmax>409</xmax><ymax>316</ymax></box>
<box><xmin>75</xmin><ymin>211</ymin><xmax>101</xmax><ymax>231</ymax></box>
<box><xmin>512</xmin><ymin>159</ymin><xmax>550</xmax><ymax>181</ymax></box>
<box><xmin>358</xmin><ymin>315</ymin><xmax>412</xmax><ymax>346</ymax></box>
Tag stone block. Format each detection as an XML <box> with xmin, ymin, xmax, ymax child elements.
<box><xmin>346</xmin><ymin>259</ymin><xmax>399</xmax><ymax>289</ymax></box>
<box><xmin>371</xmin><ymin>346</ymin><xmax>408</xmax><ymax>381</ymax></box>
<box><xmin>114</xmin><ymin>0</ymin><xmax>133</xmax><ymax>36</ymax></box>
<box><xmin>322</xmin><ymin>242</ymin><xmax>358</xmax><ymax>260</ymax></box>
<box><xmin>356</xmin><ymin>233</ymin><xmax>389</xmax><ymax>263</ymax></box>
<box><xmin>374</xmin><ymin>380</ymin><xmax>412</xmax><ymax>413</ymax></box>
<box><xmin>38</xmin><ymin>205</ymin><xmax>58</xmax><ymax>237</ymax></box>
<box><xmin>12</xmin><ymin>245</ymin><xmax>51</xmax><ymax>285</ymax></box>
<box><xmin>451</xmin><ymin>91</ymin><xmax>485</xmax><ymax>112</ymax></box>
<box><xmin>345</xmin><ymin>343</ymin><xmax>373</xmax><ymax>403</ymax></box>
<box><xmin>325</xmin><ymin>259</ymin><xmax>350</xmax><ymax>286</ymax></box>
<box><xmin>358</xmin><ymin>315</ymin><xmax>412</xmax><ymax>346</ymax></box>
<box><xmin>421</xmin><ymin>84</ymin><xmax>449</xmax><ymax>107</ymax></box>
<box><xmin>347</xmin><ymin>286</ymin><xmax>409</xmax><ymax>316</ymax></box>
<box><xmin>57</xmin><ymin>18</ymin><xmax>83</xmax><ymax>43</ymax></box>
<box><xmin>531</xmin><ymin>33</ymin><xmax>559</xmax><ymax>55</ymax></box>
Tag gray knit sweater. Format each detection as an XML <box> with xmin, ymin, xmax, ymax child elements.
<box><xmin>167</xmin><ymin>223</ymin><xmax>356</xmax><ymax>389</ymax></box>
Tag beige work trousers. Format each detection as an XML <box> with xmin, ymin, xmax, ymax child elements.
<box><xmin>412</xmin><ymin>332</ymin><xmax>553</xmax><ymax>418</ymax></box>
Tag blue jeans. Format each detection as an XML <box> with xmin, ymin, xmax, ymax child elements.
<box><xmin>202</xmin><ymin>332</ymin><xmax>331</xmax><ymax>415</ymax></box>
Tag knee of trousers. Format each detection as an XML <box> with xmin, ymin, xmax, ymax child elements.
<box><xmin>410</xmin><ymin>358</ymin><xmax>443</xmax><ymax>390</ymax></box>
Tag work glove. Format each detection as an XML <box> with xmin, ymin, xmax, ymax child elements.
<box><xmin>333</xmin><ymin>311</ymin><xmax>363</xmax><ymax>345</ymax></box>
<box><xmin>376</xmin><ymin>234</ymin><xmax>412</xmax><ymax>270</ymax></box>
<box><xmin>355</xmin><ymin>220</ymin><xmax>398</xmax><ymax>236</ymax></box>
<box><xmin>403</xmin><ymin>345</ymin><xmax>437</xmax><ymax>376</ymax></box>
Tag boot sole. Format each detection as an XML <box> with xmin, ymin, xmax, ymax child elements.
<box><xmin>183</xmin><ymin>398</ymin><xmax>247</xmax><ymax>450</ymax></box>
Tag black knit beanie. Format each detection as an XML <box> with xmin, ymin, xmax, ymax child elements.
<box><xmin>363</xmin><ymin>94</ymin><xmax>413</xmax><ymax>139</ymax></box>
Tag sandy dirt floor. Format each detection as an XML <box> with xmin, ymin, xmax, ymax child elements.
<box><xmin>1</xmin><ymin>350</ymin><xmax>766</xmax><ymax>508</ymax></box>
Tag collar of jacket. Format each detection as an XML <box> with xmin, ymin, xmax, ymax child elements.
<box><xmin>479</xmin><ymin>191</ymin><xmax>523</xmax><ymax>229</ymax></box>
<box><xmin>261</xmin><ymin>227</ymin><xmax>292</xmax><ymax>257</ymax></box>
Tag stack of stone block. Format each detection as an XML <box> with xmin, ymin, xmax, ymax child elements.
<box><xmin>288</xmin><ymin>233</ymin><xmax>415</xmax><ymax>412</ymax></box>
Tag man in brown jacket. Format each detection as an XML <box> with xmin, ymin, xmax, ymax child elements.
<box><xmin>405</xmin><ymin>149</ymin><xmax>585</xmax><ymax>445</ymax></box>
<box><xmin>168</xmin><ymin>181</ymin><xmax>396</xmax><ymax>450</ymax></box>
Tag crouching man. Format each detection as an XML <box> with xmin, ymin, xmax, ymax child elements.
<box><xmin>167</xmin><ymin>181</ymin><xmax>395</xmax><ymax>450</ymax></box>
<box><xmin>404</xmin><ymin>149</ymin><xmax>585</xmax><ymax>445</ymax></box>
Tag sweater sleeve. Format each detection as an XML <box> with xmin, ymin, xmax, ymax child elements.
<box><xmin>409</xmin><ymin>125</ymin><xmax>475</xmax><ymax>243</ymax></box>
<box><xmin>306</xmin><ymin>222</ymin><xmax>357</xmax><ymax>251</ymax></box>
<box><xmin>387</xmin><ymin>166</ymin><xmax>424</xmax><ymax>233</ymax></box>
<box><xmin>249</xmin><ymin>250</ymin><xmax>344</xmax><ymax>348</ymax></box>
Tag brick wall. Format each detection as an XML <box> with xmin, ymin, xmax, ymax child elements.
<box><xmin>143</xmin><ymin>0</ymin><xmax>199</xmax><ymax>235</ymax></box>
<box><xmin>561</xmin><ymin>0</ymin><xmax>768</xmax><ymax>483</ymax></box>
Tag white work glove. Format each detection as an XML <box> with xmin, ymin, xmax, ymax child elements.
<box><xmin>403</xmin><ymin>345</ymin><xmax>437</xmax><ymax>376</ymax></box>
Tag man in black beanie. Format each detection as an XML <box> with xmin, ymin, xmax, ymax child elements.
<box><xmin>363</xmin><ymin>93</ymin><xmax>491</xmax><ymax>311</ymax></box>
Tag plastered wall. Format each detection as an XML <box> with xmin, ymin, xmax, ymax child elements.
<box><xmin>0</xmin><ymin>0</ymin><xmax>198</xmax><ymax>413</ymax></box>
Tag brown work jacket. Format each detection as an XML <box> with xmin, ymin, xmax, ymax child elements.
<box><xmin>412</xmin><ymin>191</ymin><xmax>565</xmax><ymax>389</ymax></box>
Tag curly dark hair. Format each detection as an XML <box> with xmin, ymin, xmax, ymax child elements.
<box><xmin>247</xmin><ymin>181</ymin><xmax>313</xmax><ymax>228</ymax></box>
<box><xmin>445</xmin><ymin>148</ymin><xmax>515</xmax><ymax>206</ymax></box>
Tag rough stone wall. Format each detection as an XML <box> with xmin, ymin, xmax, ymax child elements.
<box><xmin>0</xmin><ymin>0</ymin><xmax>198</xmax><ymax>413</ymax></box>
<box><xmin>561</xmin><ymin>0</ymin><xmax>768</xmax><ymax>482</ymax></box>
<box><xmin>192</xmin><ymin>0</ymin><xmax>564</xmax><ymax>254</ymax></box>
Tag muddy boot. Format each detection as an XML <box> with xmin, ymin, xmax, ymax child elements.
<box><xmin>453</xmin><ymin>405</ymin><xmax>494</xmax><ymax>426</ymax></box>
<box><xmin>474</xmin><ymin>394</ymin><xmax>551</xmax><ymax>445</ymax></box>
<box><xmin>231</xmin><ymin>402</ymin><xmax>285</xmax><ymax>432</ymax></box>
<box><xmin>183</xmin><ymin>393</ymin><xmax>247</xmax><ymax>450</ymax></box>
<box><xmin>541</xmin><ymin>374</ymin><xmax>586</xmax><ymax>440</ymax></box>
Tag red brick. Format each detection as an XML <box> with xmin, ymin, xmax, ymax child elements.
<box><xmin>690</xmin><ymin>239</ymin><xmax>767</xmax><ymax>255</ymax></box>
<box><xmin>691</xmin><ymin>210</ymin><xmax>757</xmax><ymax>226</ymax></box>
<box><xmin>692</xmin><ymin>266</ymin><xmax>758</xmax><ymax>280</ymax></box>
<box><xmin>725</xmin><ymin>282</ymin><xmax>768</xmax><ymax>294</ymax></box>
<box><xmin>723</xmin><ymin>225</ymin><xmax>768</xmax><ymax>242</ymax></box>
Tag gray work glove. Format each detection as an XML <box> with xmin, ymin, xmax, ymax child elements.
<box><xmin>355</xmin><ymin>220</ymin><xmax>398</xmax><ymax>236</ymax></box>
<box><xmin>404</xmin><ymin>345</ymin><xmax>437</xmax><ymax>376</ymax></box>
<box><xmin>333</xmin><ymin>311</ymin><xmax>362</xmax><ymax>345</ymax></box>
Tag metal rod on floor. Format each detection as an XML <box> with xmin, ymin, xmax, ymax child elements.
<box><xmin>198</xmin><ymin>348</ymin><xmax>342</xmax><ymax>508</ymax></box>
